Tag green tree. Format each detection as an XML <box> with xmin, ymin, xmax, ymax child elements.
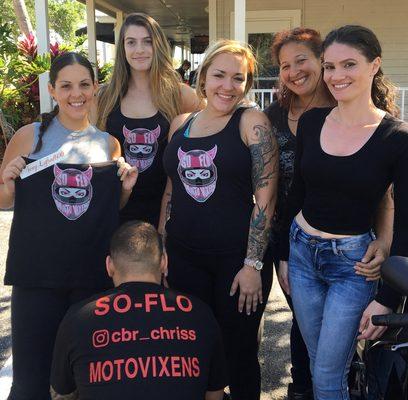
<box><xmin>3</xmin><ymin>0</ymin><xmax>85</xmax><ymax>42</ymax></box>
<box><xmin>13</xmin><ymin>0</ymin><xmax>33</xmax><ymax>37</ymax></box>
<box><xmin>48</xmin><ymin>0</ymin><xmax>86</xmax><ymax>42</ymax></box>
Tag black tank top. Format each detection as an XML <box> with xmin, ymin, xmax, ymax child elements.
<box><xmin>163</xmin><ymin>107</ymin><xmax>254</xmax><ymax>252</ymax></box>
<box><xmin>5</xmin><ymin>161</ymin><xmax>121</xmax><ymax>289</ymax></box>
<box><xmin>106</xmin><ymin>107</ymin><xmax>170</xmax><ymax>226</ymax></box>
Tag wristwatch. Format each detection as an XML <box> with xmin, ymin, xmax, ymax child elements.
<box><xmin>244</xmin><ymin>257</ymin><xmax>264</xmax><ymax>271</ymax></box>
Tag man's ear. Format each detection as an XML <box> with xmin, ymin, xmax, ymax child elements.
<box><xmin>160</xmin><ymin>252</ymin><xmax>168</xmax><ymax>277</ymax></box>
<box><xmin>106</xmin><ymin>255</ymin><xmax>115</xmax><ymax>278</ymax></box>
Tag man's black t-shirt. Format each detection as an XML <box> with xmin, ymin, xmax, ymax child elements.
<box><xmin>51</xmin><ymin>282</ymin><xmax>227</xmax><ymax>399</ymax></box>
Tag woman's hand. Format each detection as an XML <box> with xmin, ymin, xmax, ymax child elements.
<box><xmin>1</xmin><ymin>156</ymin><xmax>26</xmax><ymax>196</ymax></box>
<box><xmin>354</xmin><ymin>239</ymin><xmax>387</xmax><ymax>281</ymax></box>
<box><xmin>117</xmin><ymin>157</ymin><xmax>138</xmax><ymax>191</ymax></box>
<box><xmin>230</xmin><ymin>265</ymin><xmax>263</xmax><ymax>315</ymax></box>
<box><xmin>358</xmin><ymin>300</ymin><xmax>392</xmax><ymax>340</ymax></box>
<box><xmin>278</xmin><ymin>260</ymin><xmax>290</xmax><ymax>295</ymax></box>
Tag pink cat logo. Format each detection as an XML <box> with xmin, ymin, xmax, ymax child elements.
<box><xmin>51</xmin><ymin>165</ymin><xmax>93</xmax><ymax>220</ymax></box>
<box><xmin>123</xmin><ymin>125</ymin><xmax>161</xmax><ymax>172</ymax></box>
<box><xmin>177</xmin><ymin>145</ymin><xmax>218</xmax><ymax>202</ymax></box>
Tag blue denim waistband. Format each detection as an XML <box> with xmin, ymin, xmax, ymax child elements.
<box><xmin>290</xmin><ymin>219</ymin><xmax>376</xmax><ymax>253</ymax></box>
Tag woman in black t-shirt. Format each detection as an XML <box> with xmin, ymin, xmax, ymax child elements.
<box><xmin>95</xmin><ymin>13</ymin><xmax>202</xmax><ymax>227</ymax></box>
<box><xmin>281</xmin><ymin>25</ymin><xmax>407</xmax><ymax>400</ymax></box>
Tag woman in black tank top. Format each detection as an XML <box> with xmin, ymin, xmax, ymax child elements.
<box><xmin>161</xmin><ymin>39</ymin><xmax>279</xmax><ymax>400</ymax></box>
<box><xmin>95</xmin><ymin>13</ymin><xmax>202</xmax><ymax>227</ymax></box>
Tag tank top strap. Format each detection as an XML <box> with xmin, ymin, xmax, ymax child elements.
<box><xmin>183</xmin><ymin>112</ymin><xmax>200</xmax><ymax>138</ymax></box>
<box><xmin>31</xmin><ymin>122</ymin><xmax>41</xmax><ymax>154</ymax></box>
<box><xmin>109</xmin><ymin>102</ymin><xmax>122</xmax><ymax>119</ymax></box>
<box><xmin>230</xmin><ymin>106</ymin><xmax>250</xmax><ymax>124</ymax></box>
<box><xmin>171</xmin><ymin>112</ymin><xmax>199</xmax><ymax>139</ymax></box>
<box><xmin>221</xmin><ymin>106</ymin><xmax>250</xmax><ymax>138</ymax></box>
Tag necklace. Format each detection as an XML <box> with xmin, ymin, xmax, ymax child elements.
<box><xmin>288</xmin><ymin>96</ymin><xmax>315</xmax><ymax>122</ymax></box>
<box><xmin>287</xmin><ymin>74</ymin><xmax>321</xmax><ymax>122</ymax></box>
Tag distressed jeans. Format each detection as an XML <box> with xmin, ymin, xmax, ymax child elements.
<box><xmin>288</xmin><ymin>219</ymin><xmax>377</xmax><ymax>400</ymax></box>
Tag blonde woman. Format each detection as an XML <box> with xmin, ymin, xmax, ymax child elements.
<box><xmin>160</xmin><ymin>40</ymin><xmax>279</xmax><ymax>400</ymax></box>
<box><xmin>96</xmin><ymin>13</ymin><xmax>201</xmax><ymax>226</ymax></box>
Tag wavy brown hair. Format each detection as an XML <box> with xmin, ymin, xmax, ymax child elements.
<box><xmin>96</xmin><ymin>13</ymin><xmax>182</xmax><ymax>130</ymax></box>
<box><xmin>271</xmin><ymin>27</ymin><xmax>331</xmax><ymax>110</ymax></box>
<box><xmin>322</xmin><ymin>25</ymin><xmax>398</xmax><ymax>116</ymax></box>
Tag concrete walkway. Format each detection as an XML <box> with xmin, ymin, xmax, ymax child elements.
<box><xmin>0</xmin><ymin>210</ymin><xmax>292</xmax><ymax>399</ymax></box>
<box><xmin>0</xmin><ymin>357</ymin><xmax>12</xmax><ymax>399</ymax></box>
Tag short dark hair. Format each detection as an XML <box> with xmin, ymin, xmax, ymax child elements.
<box><xmin>109</xmin><ymin>221</ymin><xmax>163</xmax><ymax>273</ymax></box>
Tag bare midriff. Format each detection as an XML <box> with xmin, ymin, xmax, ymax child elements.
<box><xmin>295</xmin><ymin>211</ymin><xmax>354</xmax><ymax>239</ymax></box>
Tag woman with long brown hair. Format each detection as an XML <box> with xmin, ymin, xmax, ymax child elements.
<box><xmin>280</xmin><ymin>25</ymin><xmax>405</xmax><ymax>399</ymax></box>
<box><xmin>264</xmin><ymin>27</ymin><xmax>394</xmax><ymax>399</ymax></box>
<box><xmin>96</xmin><ymin>13</ymin><xmax>202</xmax><ymax>227</ymax></box>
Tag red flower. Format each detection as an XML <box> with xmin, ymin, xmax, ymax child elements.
<box><xmin>18</xmin><ymin>33</ymin><xmax>37</xmax><ymax>60</ymax></box>
<box><xmin>50</xmin><ymin>42</ymin><xmax>61</xmax><ymax>61</ymax></box>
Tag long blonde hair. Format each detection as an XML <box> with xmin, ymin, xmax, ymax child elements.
<box><xmin>96</xmin><ymin>13</ymin><xmax>182</xmax><ymax>130</ymax></box>
<box><xmin>195</xmin><ymin>39</ymin><xmax>257</xmax><ymax>102</ymax></box>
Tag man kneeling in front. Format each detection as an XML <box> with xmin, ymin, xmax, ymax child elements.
<box><xmin>50</xmin><ymin>221</ymin><xmax>227</xmax><ymax>399</ymax></box>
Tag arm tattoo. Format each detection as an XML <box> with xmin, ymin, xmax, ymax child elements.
<box><xmin>50</xmin><ymin>387</ymin><xmax>79</xmax><ymax>400</ymax></box>
<box><xmin>247</xmin><ymin>204</ymin><xmax>271</xmax><ymax>260</ymax></box>
<box><xmin>249</xmin><ymin>124</ymin><xmax>278</xmax><ymax>191</ymax></box>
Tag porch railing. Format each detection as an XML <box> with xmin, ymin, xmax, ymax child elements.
<box><xmin>250</xmin><ymin>87</ymin><xmax>408</xmax><ymax>121</ymax></box>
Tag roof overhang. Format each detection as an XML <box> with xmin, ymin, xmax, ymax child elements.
<box><xmin>77</xmin><ymin>0</ymin><xmax>209</xmax><ymax>47</ymax></box>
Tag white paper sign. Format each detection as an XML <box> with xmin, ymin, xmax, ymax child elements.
<box><xmin>20</xmin><ymin>144</ymin><xmax>71</xmax><ymax>179</ymax></box>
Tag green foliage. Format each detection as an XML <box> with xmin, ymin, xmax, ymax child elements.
<box><xmin>1</xmin><ymin>0</ymin><xmax>34</xmax><ymax>37</ymax></box>
<box><xmin>47</xmin><ymin>0</ymin><xmax>86</xmax><ymax>42</ymax></box>
<box><xmin>0</xmin><ymin>20</ymin><xmax>17</xmax><ymax>54</ymax></box>
<box><xmin>0</xmin><ymin>21</ymin><xmax>48</xmax><ymax>129</ymax></box>
<box><xmin>98</xmin><ymin>62</ymin><xmax>113</xmax><ymax>84</ymax></box>
<box><xmin>3</xmin><ymin>0</ymin><xmax>85</xmax><ymax>42</ymax></box>
<box><xmin>248</xmin><ymin>33</ymin><xmax>274</xmax><ymax>77</ymax></box>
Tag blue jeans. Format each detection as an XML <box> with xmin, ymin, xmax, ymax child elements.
<box><xmin>288</xmin><ymin>219</ymin><xmax>377</xmax><ymax>400</ymax></box>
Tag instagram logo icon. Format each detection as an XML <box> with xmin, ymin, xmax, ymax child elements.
<box><xmin>92</xmin><ymin>330</ymin><xmax>110</xmax><ymax>348</ymax></box>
